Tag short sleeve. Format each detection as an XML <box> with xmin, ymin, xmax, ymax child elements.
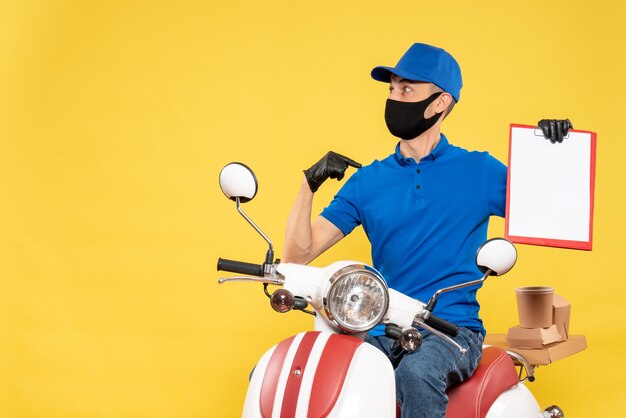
<box><xmin>484</xmin><ymin>155</ymin><xmax>508</xmax><ymax>217</ymax></box>
<box><xmin>320</xmin><ymin>172</ymin><xmax>362</xmax><ymax>236</ymax></box>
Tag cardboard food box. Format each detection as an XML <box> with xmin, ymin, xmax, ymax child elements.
<box><xmin>485</xmin><ymin>334</ymin><xmax>587</xmax><ymax>365</ymax></box>
<box><xmin>506</xmin><ymin>324</ymin><xmax>562</xmax><ymax>348</ymax></box>
<box><xmin>552</xmin><ymin>294</ymin><xmax>571</xmax><ymax>339</ymax></box>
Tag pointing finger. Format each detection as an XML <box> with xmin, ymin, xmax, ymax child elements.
<box><xmin>338</xmin><ymin>154</ymin><xmax>362</xmax><ymax>169</ymax></box>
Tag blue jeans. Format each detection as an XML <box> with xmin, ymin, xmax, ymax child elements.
<box><xmin>365</xmin><ymin>327</ymin><xmax>483</xmax><ymax>418</ymax></box>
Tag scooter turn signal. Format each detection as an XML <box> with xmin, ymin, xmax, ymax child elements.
<box><xmin>270</xmin><ymin>289</ymin><xmax>295</xmax><ymax>313</ymax></box>
<box><xmin>400</xmin><ymin>328</ymin><xmax>423</xmax><ymax>352</ymax></box>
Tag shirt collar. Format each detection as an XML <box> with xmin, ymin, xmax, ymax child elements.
<box><xmin>394</xmin><ymin>134</ymin><xmax>450</xmax><ymax>167</ymax></box>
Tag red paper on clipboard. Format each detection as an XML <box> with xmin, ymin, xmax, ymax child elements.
<box><xmin>505</xmin><ymin>124</ymin><xmax>597</xmax><ymax>250</ymax></box>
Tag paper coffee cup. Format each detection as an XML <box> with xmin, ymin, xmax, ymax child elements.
<box><xmin>515</xmin><ymin>286</ymin><xmax>554</xmax><ymax>328</ymax></box>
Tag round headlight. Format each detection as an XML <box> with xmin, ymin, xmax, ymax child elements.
<box><xmin>324</xmin><ymin>265</ymin><xmax>389</xmax><ymax>333</ymax></box>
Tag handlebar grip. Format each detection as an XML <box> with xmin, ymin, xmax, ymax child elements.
<box><xmin>384</xmin><ymin>324</ymin><xmax>403</xmax><ymax>340</ymax></box>
<box><xmin>425</xmin><ymin>314</ymin><xmax>459</xmax><ymax>337</ymax></box>
<box><xmin>217</xmin><ymin>258</ymin><xmax>264</xmax><ymax>277</ymax></box>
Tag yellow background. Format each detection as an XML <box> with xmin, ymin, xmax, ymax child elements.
<box><xmin>1</xmin><ymin>1</ymin><xmax>624</xmax><ymax>417</ymax></box>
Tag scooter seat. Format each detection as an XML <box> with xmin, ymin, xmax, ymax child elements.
<box><xmin>396</xmin><ymin>347</ymin><xmax>519</xmax><ymax>418</ymax></box>
<box><xmin>445</xmin><ymin>346</ymin><xmax>520</xmax><ymax>418</ymax></box>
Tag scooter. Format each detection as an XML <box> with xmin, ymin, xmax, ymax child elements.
<box><xmin>216</xmin><ymin>162</ymin><xmax>564</xmax><ymax>418</ymax></box>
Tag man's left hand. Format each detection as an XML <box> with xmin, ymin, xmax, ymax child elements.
<box><xmin>538</xmin><ymin>119</ymin><xmax>573</xmax><ymax>144</ymax></box>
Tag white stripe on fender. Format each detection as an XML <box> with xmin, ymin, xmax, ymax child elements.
<box><xmin>294</xmin><ymin>332</ymin><xmax>332</xmax><ymax>418</ymax></box>
<box><xmin>271</xmin><ymin>332</ymin><xmax>305</xmax><ymax>418</ymax></box>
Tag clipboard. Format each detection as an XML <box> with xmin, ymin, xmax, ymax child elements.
<box><xmin>505</xmin><ymin>124</ymin><xmax>597</xmax><ymax>250</ymax></box>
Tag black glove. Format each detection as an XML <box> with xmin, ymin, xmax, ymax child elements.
<box><xmin>304</xmin><ymin>151</ymin><xmax>362</xmax><ymax>193</ymax></box>
<box><xmin>538</xmin><ymin>119</ymin><xmax>573</xmax><ymax>144</ymax></box>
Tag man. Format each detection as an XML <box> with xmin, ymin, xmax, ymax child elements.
<box><xmin>283</xmin><ymin>43</ymin><xmax>570</xmax><ymax>418</ymax></box>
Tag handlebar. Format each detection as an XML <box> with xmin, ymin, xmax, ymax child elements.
<box><xmin>217</xmin><ymin>258</ymin><xmax>264</xmax><ymax>277</ymax></box>
<box><xmin>424</xmin><ymin>314</ymin><xmax>459</xmax><ymax>337</ymax></box>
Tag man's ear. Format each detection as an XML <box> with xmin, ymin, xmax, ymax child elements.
<box><xmin>438</xmin><ymin>92</ymin><xmax>456</xmax><ymax>119</ymax></box>
<box><xmin>437</xmin><ymin>92</ymin><xmax>453</xmax><ymax>113</ymax></box>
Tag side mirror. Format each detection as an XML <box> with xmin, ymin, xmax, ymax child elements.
<box><xmin>218</xmin><ymin>162</ymin><xmax>274</xmax><ymax>270</ymax></box>
<box><xmin>476</xmin><ymin>238</ymin><xmax>517</xmax><ymax>276</ymax></box>
<box><xmin>219</xmin><ymin>162</ymin><xmax>258</xmax><ymax>203</ymax></box>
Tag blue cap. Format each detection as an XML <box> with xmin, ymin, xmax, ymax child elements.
<box><xmin>371</xmin><ymin>43</ymin><xmax>463</xmax><ymax>102</ymax></box>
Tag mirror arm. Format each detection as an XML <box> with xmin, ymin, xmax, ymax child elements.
<box><xmin>236</xmin><ymin>198</ymin><xmax>275</xmax><ymax>272</ymax></box>
<box><xmin>425</xmin><ymin>269</ymin><xmax>492</xmax><ymax>312</ymax></box>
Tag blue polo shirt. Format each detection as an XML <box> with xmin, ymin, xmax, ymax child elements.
<box><xmin>320</xmin><ymin>135</ymin><xmax>507</xmax><ymax>336</ymax></box>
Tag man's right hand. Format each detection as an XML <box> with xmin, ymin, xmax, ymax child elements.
<box><xmin>303</xmin><ymin>151</ymin><xmax>362</xmax><ymax>193</ymax></box>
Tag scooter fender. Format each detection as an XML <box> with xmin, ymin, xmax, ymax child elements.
<box><xmin>243</xmin><ymin>331</ymin><xmax>396</xmax><ymax>418</ymax></box>
<box><xmin>485</xmin><ymin>383</ymin><xmax>545</xmax><ymax>418</ymax></box>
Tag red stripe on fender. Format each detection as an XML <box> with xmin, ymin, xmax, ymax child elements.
<box><xmin>307</xmin><ymin>334</ymin><xmax>363</xmax><ymax>418</ymax></box>
<box><xmin>280</xmin><ymin>332</ymin><xmax>321</xmax><ymax>418</ymax></box>
<box><xmin>260</xmin><ymin>335</ymin><xmax>295</xmax><ymax>418</ymax></box>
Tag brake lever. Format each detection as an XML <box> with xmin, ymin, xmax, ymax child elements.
<box><xmin>217</xmin><ymin>275</ymin><xmax>284</xmax><ymax>285</ymax></box>
<box><xmin>414</xmin><ymin>319</ymin><xmax>467</xmax><ymax>355</ymax></box>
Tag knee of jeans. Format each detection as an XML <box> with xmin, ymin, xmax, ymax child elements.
<box><xmin>395</xmin><ymin>360</ymin><xmax>442</xmax><ymax>389</ymax></box>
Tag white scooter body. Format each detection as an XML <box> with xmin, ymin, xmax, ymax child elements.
<box><xmin>240</xmin><ymin>263</ymin><xmax>548</xmax><ymax>418</ymax></box>
<box><xmin>487</xmin><ymin>384</ymin><xmax>546</xmax><ymax>418</ymax></box>
<box><xmin>242</xmin><ymin>336</ymin><xmax>548</xmax><ymax>418</ymax></box>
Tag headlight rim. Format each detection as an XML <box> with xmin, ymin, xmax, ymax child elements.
<box><xmin>322</xmin><ymin>264</ymin><xmax>389</xmax><ymax>333</ymax></box>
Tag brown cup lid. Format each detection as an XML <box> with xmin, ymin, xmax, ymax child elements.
<box><xmin>515</xmin><ymin>286</ymin><xmax>554</xmax><ymax>294</ymax></box>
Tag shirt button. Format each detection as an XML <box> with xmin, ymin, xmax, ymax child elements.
<box><xmin>416</xmin><ymin>169</ymin><xmax>421</xmax><ymax>174</ymax></box>
<box><xmin>416</xmin><ymin>185</ymin><xmax>421</xmax><ymax>190</ymax></box>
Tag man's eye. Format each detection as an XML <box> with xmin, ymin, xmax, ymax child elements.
<box><xmin>403</xmin><ymin>87</ymin><xmax>412</xmax><ymax>93</ymax></box>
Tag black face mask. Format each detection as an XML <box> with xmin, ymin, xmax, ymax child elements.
<box><xmin>385</xmin><ymin>92</ymin><xmax>444</xmax><ymax>140</ymax></box>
